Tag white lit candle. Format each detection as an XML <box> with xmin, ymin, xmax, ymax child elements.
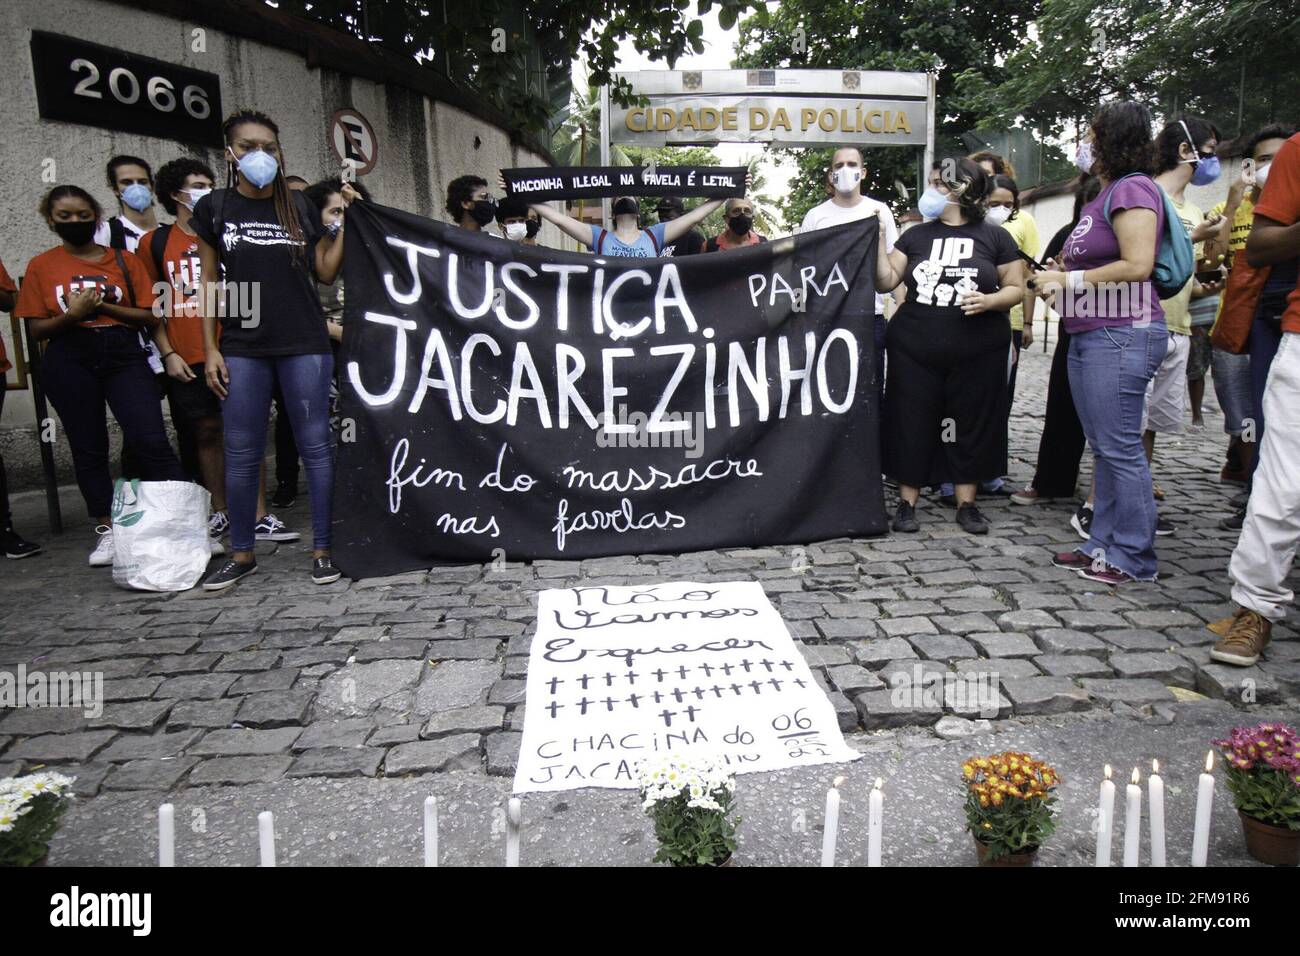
<box><xmin>258</xmin><ymin>810</ymin><xmax>276</xmax><ymax>868</ymax></box>
<box><xmin>1192</xmin><ymin>751</ymin><xmax>1215</xmax><ymax>867</ymax></box>
<box><xmin>1148</xmin><ymin>760</ymin><xmax>1166</xmax><ymax>867</ymax></box>
<box><xmin>423</xmin><ymin>796</ymin><xmax>438</xmax><ymax>867</ymax></box>
<box><xmin>158</xmin><ymin>803</ymin><xmax>174</xmax><ymax>868</ymax></box>
<box><xmin>821</xmin><ymin>776</ymin><xmax>844</xmax><ymax>867</ymax></box>
<box><xmin>1123</xmin><ymin>768</ymin><xmax>1142</xmax><ymax>867</ymax></box>
<box><xmin>505</xmin><ymin>797</ymin><xmax>522</xmax><ymax>868</ymax></box>
<box><xmin>867</xmin><ymin>777</ymin><xmax>884</xmax><ymax>867</ymax></box>
<box><xmin>1095</xmin><ymin>765</ymin><xmax>1115</xmax><ymax>867</ymax></box>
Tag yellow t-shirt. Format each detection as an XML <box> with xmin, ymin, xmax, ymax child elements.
<box><xmin>1159</xmin><ymin>195</ymin><xmax>1204</xmax><ymax>335</ymax></box>
<box><xmin>1002</xmin><ymin>209</ymin><xmax>1039</xmax><ymax>332</ymax></box>
<box><xmin>1207</xmin><ymin>194</ymin><xmax>1255</xmax><ymax>325</ymax></box>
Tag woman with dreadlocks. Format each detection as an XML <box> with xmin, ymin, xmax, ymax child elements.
<box><xmin>192</xmin><ymin>110</ymin><xmax>359</xmax><ymax>589</ymax></box>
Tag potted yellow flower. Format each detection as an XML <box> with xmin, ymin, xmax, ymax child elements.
<box><xmin>962</xmin><ymin>751</ymin><xmax>1060</xmax><ymax>866</ymax></box>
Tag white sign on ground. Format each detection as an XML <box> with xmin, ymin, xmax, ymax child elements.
<box><xmin>513</xmin><ymin>581</ymin><xmax>859</xmax><ymax>794</ymax></box>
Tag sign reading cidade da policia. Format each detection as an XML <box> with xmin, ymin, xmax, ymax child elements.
<box><xmin>608</xmin><ymin>69</ymin><xmax>931</xmax><ymax>148</ymax></box>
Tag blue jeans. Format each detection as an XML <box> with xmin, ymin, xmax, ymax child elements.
<box><xmin>1247</xmin><ymin>314</ymin><xmax>1283</xmax><ymax>486</ymax></box>
<box><xmin>223</xmin><ymin>353</ymin><xmax>334</xmax><ymax>553</ymax></box>
<box><xmin>41</xmin><ymin>327</ymin><xmax>184</xmax><ymax>519</ymax></box>
<box><xmin>1068</xmin><ymin>323</ymin><xmax>1167</xmax><ymax>580</ymax></box>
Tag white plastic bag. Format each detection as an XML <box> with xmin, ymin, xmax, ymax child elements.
<box><xmin>111</xmin><ymin>479</ymin><xmax>212</xmax><ymax>591</ymax></box>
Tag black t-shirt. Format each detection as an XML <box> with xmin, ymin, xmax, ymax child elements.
<box><xmin>662</xmin><ymin>227</ymin><xmax>704</xmax><ymax>258</ymax></box>
<box><xmin>190</xmin><ymin>188</ymin><xmax>329</xmax><ymax>357</ymax></box>
<box><xmin>894</xmin><ymin>219</ymin><xmax>1020</xmax><ymax>321</ymax></box>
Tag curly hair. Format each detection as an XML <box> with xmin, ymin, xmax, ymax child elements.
<box><xmin>446</xmin><ymin>175</ymin><xmax>487</xmax><ymax>220</ymax></box>
<box><xmin>154</xmin><ymin>157</ymin><xmax>215</xmax><ymax>216</ymax></box>
<box><xmin>933</xmin><ymin>156</ymin><xmax>991</xmax><ymax>223</ymax></box>
<box><xmin>39</xmin><ymin>184</ymin><xmax>102</xmax><ymax>223</ymax></box>
<box><xmin>304</xmin><ymin>177</ymin><xmax>372</xmax><ymax>213</ymax></box>
<box><xmin>1089</xmin><ymin>101</ymin><xmax>1156</xmax><ymax>181</ymax></box>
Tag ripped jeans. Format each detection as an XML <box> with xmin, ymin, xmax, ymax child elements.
<box><xmin>223</xmin><ymin>353</ymin><xmax>334</xmax><ymax>553</ymax></box>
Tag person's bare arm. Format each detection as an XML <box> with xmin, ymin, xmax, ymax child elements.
<box><xmin>962</xmin><ymin>261</ymin><xmax>1023</xmax><ymax>314</ymax></box>
<box><xmin>196</xmin><ymin>236</ymin><xmax>229</xmax><ymax>398</ymax></box>
<box><xmin>1245</xmin><ymin>214</ymin><xmax>1300</xmax><ymax>267</ymax></box>
<box><xmin>874</xmin><ymin>217</ymin><xmax>908</xmax><ymax>291</ymax></box>
<box><xmin>1034</xmin><ymin>207</ymin><xmax>1157</xmax><ymax>296</ymax></box>
<box><xmin>97</xmin><ymin>301</ymin><xmax>159</xmax><ymax>330</ymax></box>
<box><xmin>528</xmin><ymin>201</ymin><xmax>593</xmax><ymax>246</ymax></box>
<box><xmin>24</xmin><ymin>288</ymin><xmax>100</xmax><ymax>341</ymax></box>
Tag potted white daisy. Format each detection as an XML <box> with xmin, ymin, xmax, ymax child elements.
<box><xmin>638</xmin><ymin>754</ymin><xmax>740</xmax><ymax>867</ymax></box>
<box><xmin>0</xmin><ymin>771</ymin><xmax>76</xmax><ymax>866</ymax></box>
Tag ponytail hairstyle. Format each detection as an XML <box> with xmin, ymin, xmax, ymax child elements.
<box><xmin>933</xmin><ymin>157</ymin><xmax>991</xmax><ymax>223</ymax></box>
<box><xmin>222</xmin><ymin>109</ymin><xmax>306</xmax><ymax>268</ymax></box>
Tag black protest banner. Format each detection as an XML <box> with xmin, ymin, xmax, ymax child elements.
<box><xmin>502</xmin><ymin>165</ymin><xmax>747</xmax><ymax>202</ymax></box>
<box><xmin>333</xmin><ymin>201</ymin><xmax>886</xmax><ymax>578</ymax></box>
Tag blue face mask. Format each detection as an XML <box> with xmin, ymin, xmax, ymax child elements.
<box><xmin>121</xmin><ymin>183</ymin><xmax>153</xmax><ymax>212</ymax></box>
<box><xmin>1190</xmin><ymin>153</ymin><xmax>1221</xmax><ymax>186</ymax></box>
<box><xmin>1075</xmin><ymin>140</ymin><xmax>1094</xmax><ymax>174</ymax></box>
<box><xmin>917</xmin><ymin>187</ymin><xmax>951</xmax><ymax>220</ymax></box>
<box><xmin>235</xmin><ymin>149</ymin><xmax>280</xmax><ymax>189</ymax></box>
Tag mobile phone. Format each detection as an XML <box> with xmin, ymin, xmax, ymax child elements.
<box><xmin>1016</xmin><ymin>249</ymin><xmax>1047</xmax><ymax>271</ymax></box>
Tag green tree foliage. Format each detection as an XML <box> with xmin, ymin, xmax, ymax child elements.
<box><xmin>953</xmin><ymin>0</ymin><xmax>1300</xmax><ymax>144</ymax></box>
<box><xmin>733</xmin><ymin>0</ymin><xmax>1040</xmax><ymax>229</ymax></box>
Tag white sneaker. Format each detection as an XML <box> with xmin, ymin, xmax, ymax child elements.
<box><xmin>209</xmin><ymin>537</ymin><xmax>226</xmax><ymax>556</ymax></box>
<box><xmin>88</xmin><ymin>525</ymin><xmax>115</xmax><ymax>567</ymax></box>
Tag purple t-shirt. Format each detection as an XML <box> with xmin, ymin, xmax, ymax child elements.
<box><xmin>1059</xmin><ymin>175</ymin><xmax>1166</xmax><ymax>334</ymax></box>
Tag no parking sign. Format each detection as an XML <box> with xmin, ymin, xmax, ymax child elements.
<box><xmin>329</xmin><ymin>108</ymin><xmax>377</xmax><ymax>175</ymax></box>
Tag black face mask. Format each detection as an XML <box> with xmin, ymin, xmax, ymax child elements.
<box><xmin>54</xmin><ymin>220</ymin><xmax>97</xmax><ymax>246</ymax></box>
<box><xmin>469</xmin><ymin>199</ymin><xmax>496</xmax><ymax>226</ymax></box>
<box><xmin>613</xmin><ymin>199</ymin><xmax>639</xmax><ymax>218</ymax></box>
<box><xmin>525</xmin><ymin>218</ymin><xmax>540</xmax><ymax>238</ymax></box>
<box><xmin>728</xmin><ymin>214</ymin><xmax>753</xmax><ymax>236</ymax></box>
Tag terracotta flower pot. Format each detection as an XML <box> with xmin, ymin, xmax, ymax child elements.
<box><xmin>973</xmin><ymin>835</ymin><xmax>1038</xmax><ymax>867</ymax></box>
<box><xmin>1238</xmin><ymin>811</ymin><xmax>1300</xmax><ymax>866</ymax></box>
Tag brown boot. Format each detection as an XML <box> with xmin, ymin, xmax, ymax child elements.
<box><xmin>1209</xmin><ymin>608</ymin><xmax>1272</xmax><ymax>666</ymax></box>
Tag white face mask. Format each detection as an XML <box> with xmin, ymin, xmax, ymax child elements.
<box><xmin>505</xmin><ymin>222</ymin><xmax>527</xmax><ymax>241</ymax></box>
<box><xmin>1254</xmin><ymin>161</ymin><xmax>1271</xmax><ymax>189</ymax></box>
<box><xmin>985</xmin><ymin>205</ymin><xmax>1013</xmax><ymax>226</ymax></box>
<box><xmin>181</xmin><ymin>187</ymin><xmax>212</xmax><ymax>210</ymax></box>
<box><xmin>832</xmin><ymin>166</ymin><xmax>862</xmax><ymax>194</ymax></box>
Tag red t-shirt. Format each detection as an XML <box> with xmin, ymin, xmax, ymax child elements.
<box><xmin>15</xmin><ymin>245</ymin><xmax>153</xmax><ymax>331</ymax></box>
<box><xmin>139</xmin><ymin>225</ymin><xmax>206</xmax><ymax>366</ymax></box>
<box><xmin>1253</xmin><ymin>131</ymin><xmax>1300</xmax><ymax>333</ymax></box>
<box><xmin>0</xmin><ymin>257</ymin><xmax>15</xmax><ymax>374</ymax></box>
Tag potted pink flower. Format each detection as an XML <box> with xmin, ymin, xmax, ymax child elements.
<box><xmin>1213</xmin><ymin>722</ymin><xmax>1300</xmax><ymax>866</ymax></box>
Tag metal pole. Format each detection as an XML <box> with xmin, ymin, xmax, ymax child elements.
<box><xmin>599</xmin><ymin>83</ymin><xmax>611</xmax><ymax>229</ymax></box>
<box><xmin>923</xmin><ymin>72</ymin><xmax>936</xmax><ymax>186</ymax></box>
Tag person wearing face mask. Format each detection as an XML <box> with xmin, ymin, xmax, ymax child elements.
<box><xmin>1206</xmin><ymin>125</ymin><xmax>1298</xmax><ymax>532</ymax></box>
<box><xmin>16</xmin><ymin>185</ymin><xmax>185</xmax><ymax>567</ymax></box>
<box><xmin>1138</xmin><ymin>116</ymin><xmax>1223</xmax><ymax>535</ymax></box>
<box><xmin>506</xmin><ymin>173</ymin><xmax>746</xmax><ymax>258</ymax></box>
<box><xmin>447</xmin><ymin>176</ymin><xmax>497</xmax><ymax>232</ymax></box>
<box><xmin>972</xmin><ymin>154</ymin><xmax>1041</xmax><ymax>355</ymax></box>
<box><xmin>655</xmin><ymin>197</ymin><xmax>705</xmax><ymax>257</ymax></box>
<box><xmin>705</xmin><ymin>198</ymin><xmax>768</xmax><ymax>251</ymax></box>
<box><xmin>494</xmin><ymin>195</ymin><xmax>542</xmax><ymax>246</ymax></box>
<box><xmin>1031</xmin><ymin>101</ymin><xmax>1169</xmax><ymax>585</ymax></box>
<box><xmin>191</xmin><ymin>110</ymin><xmax>358</xmax><ymax>590</ymax></box>
<box><xmin>800</xmin><ymin>147</ymin><xmax>900</xmax><ymax>400</ymax></box>
<box><xmin>871</xmin><ymin>158</ymin><xmax>1023</xmax><ymax>536</ymax></box>
<box><xmin>94</xmin><ymin>156</ymin><xmax>158</xmax><ymax>253</ymax></box>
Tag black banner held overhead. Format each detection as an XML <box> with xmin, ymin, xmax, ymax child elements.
<box><xmin>502</xmin><ymin>165</ymin><xmax>748</xmax><ymax>202</ymax></box>
<box><xmin>333</xmin><ymin>202</ymin><xmax>885</xmax><ymax>578</ymax></box>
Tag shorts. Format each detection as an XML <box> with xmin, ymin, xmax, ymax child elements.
<box><xmin>1141</xmin><ymin>331</ymin><xmax>1190</xmax><ymax>433</ymax></box>
<box><xmin>164</xmin><ymin>364</ymin><xmax>221</xmax><ymax>422</ymax></box>
<box><xmin>1187</xmin><ymin>325</ymin><xmax>1212</xmax><ymax>381</ymax></box>
<box><xmin>1211</xmin><ymin>346</ymin><xmax>1252</xmax><ymax>435</ymax></box>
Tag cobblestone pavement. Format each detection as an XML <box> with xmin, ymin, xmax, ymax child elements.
<box><xmin>2</xmin><ymin>335</ymin><xmax>1298</xmax><ymax>863</ymax></box>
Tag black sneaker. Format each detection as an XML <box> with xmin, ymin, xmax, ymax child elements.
<box><xmin>1229</xmin><ymin>491</ymin><xmax>1249</xmax><ymax>510</ymax></box>
<box><xmin>1219</xmin><ymin>508</ymin><xmax>1246</xmax><ymax>531</ymax></box>
<box><xmin>271</xmin><ymin>481</ymin><xmax>297</xmax><ymax>511</ymax></box>
<box><xmin>0</xmin><ymin>525</ymin><xmax>41</xmax><ymax>560</ymax></box>
<box><xmin>956</xmin><ymin>502</ymin><xmax>990</xmax><ymax>535</ymax></box>
<box><xmin>311</xmin><ymin>556</ymin><xmax>342</xmax><ymax>585</ymax></box>
<box><xmin>891</xmin><ymin>500</ymin><xmax>919</xmax><ymax>533</ymax></box>
<box><xmin>1070</xmin><ymin>504</ymin><xmax>1093</xmax><ymax>541</ymax></box>
<box><xmin>202</xmin><ymin>559</ymin><xmax>257</xmax><ymax>591</ymax></box>
<box><xmin>1155</xmin><ymin>514</ymin><xmax>1176</xmax><ymax>536</ymax></box>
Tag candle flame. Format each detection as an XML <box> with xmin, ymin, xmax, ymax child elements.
<box><xmin>1205</xmin><ymin>750</ymin><xmax>1214</xmax><ymax>773</ymax></box>
<box><xmin>1152</xmin><ymin>758</ymin><xmax>1160</xmax><ymax>775</ymax></box>
<box><xmin>1104</xmin><ymin>764</ymin><xmax>1112</xmax><ymax>780</ymax></box>
<box><xmin>873</xmin><ymin>777</ymin><xmax>883</xmax><ymax>791</ymax></box>
<box><xmin>832</xmin><ymin>775</ymin><xmax>846</xmax><ymax>789</ymax></box>
<box><xmin>1131</xmin><ymin>767</ymin><xmax>1141</xmax><ymax>785</ymax></box>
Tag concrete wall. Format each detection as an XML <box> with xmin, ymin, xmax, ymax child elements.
<box><xmin>0</xmin><ymin>0</ymin><xmax>560</xmax><ymax>494</ymax></box>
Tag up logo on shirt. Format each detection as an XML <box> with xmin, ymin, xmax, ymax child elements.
<box><xmin>55</xmin><ymin>275</ymin><xmax>122</xmax><ymax>312</ymax></box>
<box><xmin>926</xmin><ymin>236</ymin><xmax>974</xmax><ymax>266</ymax></box>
